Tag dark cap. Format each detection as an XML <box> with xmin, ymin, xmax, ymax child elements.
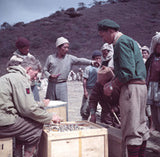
<box><xmin>92</xmin><ymin>50</ymin><xmax>102</xmax><ymax>59</ymax></box>
<box><xmin>98</xmin><ymin>19</ymin><xmax>120</xmax><ymax>31</ymax></box>
<box><xmin>16</xmin><ymin>37</ymin><xmax>30</xmax><ymax>49</ymax></box>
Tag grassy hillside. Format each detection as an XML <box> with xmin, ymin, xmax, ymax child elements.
<box><xmin>0</xmin><ymin>0</ymin><xmax>160</xmax><ymax>75</ymax></box>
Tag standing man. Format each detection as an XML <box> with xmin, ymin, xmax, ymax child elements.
<box><xmin>7</xmin><ymin>37</ymin><xmax>40</xmax><ymax>101</ymax></box>
<box><xmin>80</xmin><ymin>50</ymin><xmax>102</xmax><ymax>120</ymax></box>
<box><xmin>0</xmin><ymin>56</ymin><xmax>61</xmax><ymax>157</ymax></box>
<box><xmin>43</xmin><ymin>37</ymin><xmax>98</xmax><ymax>120</ymax></box>
<box><xmin>141</xmin><ymin>46</ymin><xmax>150</xmax><ymax>63</ymax></box>
<box><xmin>98</xmin><ymin>19</ymin><xmax>150</xmax><ymax>157</ymax></box>
<box><xmin>146</xmin><ymin>32</ymin><xmax>160</xmax><ymax>131</ymax></box>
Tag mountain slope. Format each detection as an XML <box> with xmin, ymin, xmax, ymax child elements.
<box><xmin>0</xmin><ymin>0</ymin><xmax>160</xmax><ymax>75</ymax></box>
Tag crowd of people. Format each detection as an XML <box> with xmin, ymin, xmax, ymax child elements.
<box><xmin>0</xmin><ymin>19</ymin><xmax>159</xmax><ymax>157</ymax></box>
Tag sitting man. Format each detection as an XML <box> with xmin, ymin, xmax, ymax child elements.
<box><xmin>89</xmin><ymin>66</ymin><xmax>120</xmax><ymax>128</ymax></box>
<box><xmin>0</xmin><ymin>56</ymin><xmax>61</xmax><ymax>157</ymax></box>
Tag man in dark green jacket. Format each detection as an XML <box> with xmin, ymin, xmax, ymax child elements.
<box><xmin>98</xmin><ymin>19</ymin><xmax>150</xmax><ymax>157</ymax></box>
<box><xmin>0</xmin><ymin>56</ymin><xmax>61</xmax><ymax>157</ymax></box>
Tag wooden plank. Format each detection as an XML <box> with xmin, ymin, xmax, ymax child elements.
<box><xmin>39</xmin><ymin>121</ymin><xmax>108</xmax><ymax>157</ymax></box>
<box><xmin>0</xmin><ymin>137</ymin><xmax>12</xmax><ymax>157</ymax></box>
<box><xmin>50</xmin><ymin>136</ymin><xmax>105</xmax><ymax>157</ymax></box>
<box><xmin>46</xmin><ymin>102</ymin><xmax>67</xmax><ymax>122</ymax></box>
<box><xmin>104</xmin><ymin>134</ymin><xmax>108</xmax><ymax>157</ymax></box>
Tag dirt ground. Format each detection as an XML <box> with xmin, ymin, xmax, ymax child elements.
<box><xmin>67</xmin><ymin>80</ymin><xmax>83</xmax><ymax>121</ymax></box>
<box><xmin>67</xmin><ymin>81</ymin><xmax>160</xmax><ymax>157</ymax></box>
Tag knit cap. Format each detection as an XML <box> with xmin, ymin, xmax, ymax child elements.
<box><xmin>56</xmin><ymin>37</ymin><xmax>69</xmax><ymax>47</ymax></box>
<box><xmin>92</xmin><ymin>50</ymin><xmax>102</xmax><ymax>59</ymax></box>
<box><xmin>16</xmin><ymin>37</ymin><xmax>30</xmax><ymax>49</ymax></box>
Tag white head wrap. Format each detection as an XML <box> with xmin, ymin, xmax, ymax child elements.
<box><xmin>101</xmin><ymin>43</ymin><xmax>114</xmax><ymax>62</ymax></box>
<box><xmin>101</xmin><ymin>43</ymin><xmax>113</xmax><ymax>52</ymax></box>
<box><xmin>141</xmin><ymin>46</ymin><xmax>150</xmax><ymax>54</ymax></box>
<box><xmin>56</xmin><ymin>37</ymin><xmax>69</xmax><ymax>48</ymax></box>
<box><xmin>150</xmin><ymin>32</ymin><xmax>160</xmax><ymax>54</ymax></box>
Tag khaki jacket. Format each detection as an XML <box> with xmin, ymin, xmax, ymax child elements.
<box><xmin>0</xmin><ymin>66</ymin><xmax>52</xmax><ymax>126</ymax></box>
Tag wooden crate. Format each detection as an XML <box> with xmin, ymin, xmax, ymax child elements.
<box><xmin>0</xmin><ymin>137</ymin><xmax>13</xmax><ymax>157</ymax></box>
<box><xmin>39</xmin><ymin>121</ymin><xmax>108</xmax><ymax>157</ymax></box>
<box><xmin>107</xmin><ymin>126</ymin><xmax>123</xmax><ymax>157</ymax></box>
<box><xmin>96</xmin><ymin>122</ymin><xmax>124</xmax><ymax>157</ymax></box>
<box><xmin>45</xmin><ymin>100</ymin><xmax>67</xmax><ymax>121</ymax></box>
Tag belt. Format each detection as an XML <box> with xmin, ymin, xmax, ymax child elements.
<box><xmin>56</xmin><ymin>80</ymin><xmax>66</xmax><ymax>83</ymax></box>
<box><xmin>128</xmin><ymin>79</ymin><xmax>146</xmax><ymax>85</ymax></box>
<box><xmin>49</xmin><ymin>79</ymin><xmax>66</xmax><ymax>84</ymax></box>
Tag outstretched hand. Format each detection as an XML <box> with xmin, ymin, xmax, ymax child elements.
<box><xmin>91</xmin><ymin>61</ymin><xmax>100</xmax><ymax>67</ymax></box>
<box><xmin>50</xmin><ymin>73</ymin><xmax>61</xmax><ymax>79</ymax></box>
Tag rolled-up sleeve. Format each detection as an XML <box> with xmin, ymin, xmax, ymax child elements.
<box><xmin>70</xmin><ymin>55</ymin><xmax>92</xmax><ymax>65</ymax></box>
<box><xmin>43</xmin><ymin>56</ymin><xmax>52</xmax><ymax>79</ymax></box>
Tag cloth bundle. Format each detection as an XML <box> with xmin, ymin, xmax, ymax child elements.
<box><xmin>97</xmin><ymin>66</ymin><xmax>114</xmax><ymax>85</ymax></box>
<box><xmin>150</xmin><ymin>32</ymin><xmax>160</xmax><ymax>54</ymax></box>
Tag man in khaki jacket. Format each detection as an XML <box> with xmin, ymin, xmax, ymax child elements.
<box><xmin>0</xmin><ymin>56</ymin><xmax>61</xmax><ymax>157</ymax></box>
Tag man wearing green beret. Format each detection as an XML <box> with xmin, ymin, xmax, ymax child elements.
<box><xmin>98</xmin><ymin>19</ymin><xmax>150</xmax><ymax>157</ymax></box>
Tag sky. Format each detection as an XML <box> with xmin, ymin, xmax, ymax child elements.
<box><xmin>0</xmin><ymin>0</ymin><xmax>103</xmax><ymax>25</ymax></box>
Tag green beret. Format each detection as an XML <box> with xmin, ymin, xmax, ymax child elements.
<box><xmin>98</xmin><ymin>19</ymin><xmax>120</xmax><ymax>31</ymax></box>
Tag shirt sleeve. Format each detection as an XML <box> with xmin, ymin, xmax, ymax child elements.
<box><xmin>43</xmin><ymin>56</ymin><xmax>51</xmax><ymax>79</ymax></box>
<box><xmin>13</xmin><ymin>80</ymin><xmax>52</xmax><ymax>124</ymax></box>
<box><xmin>70</xmin><ymin>55</ymin><xmax>92</xmax><ymax>65</ymax></box>
<box><xmin>83</xmin><ymin>66</ymin><xmax>90</xmax><ymax>79</ymax></box>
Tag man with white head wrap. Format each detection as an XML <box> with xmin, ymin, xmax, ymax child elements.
<box><xmin>101</xmin><ymin>43</ymin><xmax>114</xmax><ymax>69</ymax></box>
<box><xmin>43</xmin><ymin>37</ymin><xmax>99</xmax><ymax>120</ymax></box>
<box><xmin>146</xmin><ymin>32</ymin><xmax>160</xmax><ymax>131</ymax></box>
<box><xmin>141</xmin><ymin>46</ymin><xmax>150</xmax><ymax>63</ymax></box>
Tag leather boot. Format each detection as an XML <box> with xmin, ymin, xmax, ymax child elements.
<box><xmin>24</xmin><ymin>144</ymin><xmax>38</xmax><ymax>157</ymax></box>
<box><xmin>127</xmin><ymin>145</ymin><xmax>141</xmax><ymax>157</ymax></box>
<box><xmin>14</xmin><ymin>144</ymin><xmax>23</xmax><ymax>157</ymax></box>
<box><xmin>139</xmin><ymin>141</ymin><xmax>147</xmax><ymax>157</ymax></box>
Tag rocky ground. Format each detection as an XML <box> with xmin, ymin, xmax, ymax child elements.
<box><xmin>66</xmin><ymin>81</ymin><xmax>160</xmax><ymax>157</ymax></box>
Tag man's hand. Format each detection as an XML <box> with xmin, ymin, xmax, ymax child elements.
<box><xmin>84</xmin><ymin>90</ymin><xmax>88</xmax><ymax>99</ymax></box>
<box><xmin>103</xmin><ymin>82</ymin><xmax>113</xmax><ymax>96</ymax></box>
<box><xmin>50</xmin><ymin>74</ymin><xmax>61</xmax><ymax>79</ymax></box>
<box><xmin>43</xmin><ymin>99</ymin><xmax>50</xmax><ymax>106</ymax></box>
<box><xmin>91</xmin><ymin>61</ymin><xmax>100</xmax><ymax>67</ymax></box>
<box><xmin>90</xmin><ymin>114</ymin><xmax>96</xmax><ymax>123</ymax></box>
<box><xmin>52</xmin><ymin>114</ymin><xmax>63</xmax><ymax>123</ymax></box>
